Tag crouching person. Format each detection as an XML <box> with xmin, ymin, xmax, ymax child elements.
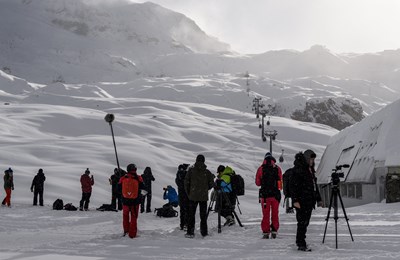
<box><xmin>119</xmin><ymin>163</ymin><xmax>145</xmax><ymax>238</ymax></box>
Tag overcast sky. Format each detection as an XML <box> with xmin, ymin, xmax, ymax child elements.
<box><xmin>131</xmin><ymin>0</ymin><xmax>400</xmax><ymax>54</ymax></box>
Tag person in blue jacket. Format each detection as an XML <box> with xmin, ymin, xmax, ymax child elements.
<box><xmin>163</xmin><ymin>185</ymin><xmax>179</xmax><ymax>208</ymax></box>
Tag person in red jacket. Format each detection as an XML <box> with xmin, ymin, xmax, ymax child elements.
<box><xmin>256</xmin><ymin>152</ymin><xmax>283</xmax><ymax>239</ymax></box>
<box><xmin>119</xmin><ymin>163</ymin><xmax>145</xmax><ymax>238</ymax></box>
<box><xmin>79</xmin><ymin>168</ymin><xmax>94</xmax><ymax>211</ymax></box>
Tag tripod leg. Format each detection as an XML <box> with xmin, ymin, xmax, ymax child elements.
<box><xmin>218</xmin><ymin>191</ymin><xmax>222</xmax><ymax>233</ymax></box>
<box><xmin>337</xmin><ymin>191</ymin><xmax>354</xmax><ymax>242</ymax></box>
<box><xmin>206</xmin><ymin>191</ymin><xmax>216</xmax><ymax>219</ymax></box>
<box><xmin>333</xmin><ymin>191</ymin><xmax>339</xmax><ymax>249</ymax></box>
<box><xmin>223</xmin><ymin>191</ymin><xmax>243</xmax><ymax>227</ymax></box>
<box><xmin>323</xmin><ymin>188</ymin><xmax>335</xmax><ymax>244</ymax></box>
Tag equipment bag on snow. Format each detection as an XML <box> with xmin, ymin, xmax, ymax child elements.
<box><xmin>230</xmin><ymin>173</ymin><xmax>245</xmax><ymax>196</ymax></box>
<box><xmin>64</xmin><ymin>203</ymin><xmax>78</xmax><ymax>211</ymax></box>
<box><xmin>154</xmin><ymin>205</ymin><xmax>178</xmax><ymax>218</ymax></box>
<box><xmin>96</xmin><ymin>204</ymin><xmax>118</xmax><ymax>212</ymax></box>
<box><xmin>53</xmin><ymin>198</ymin><xmax>64</xmax><ymax>210</ymax></box>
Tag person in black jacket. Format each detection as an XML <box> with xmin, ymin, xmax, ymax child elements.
<box><xmin>109</xmin><ymin>168</ymin><xmax>125</xmax><ymax>210</ymax></box>
<box><xmin>141</xmin><ymin>167</ymin><xmax>155</xmax><ymax>213</ymax></box>
<box><xmin>31</xmin><ymin>169</ymin><xmax>46</xmax><ymax>206</ymax></box>
<box><xmin>290</xmin><ymin>150</ymin><xmax>323</xmax><ymax>251</ymax></box>
<box><xmin>175</xmin><ymin>163</ymin><xmax>189</xmax><ymax>230</ymax></box>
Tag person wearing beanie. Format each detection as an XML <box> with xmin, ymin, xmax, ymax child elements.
<box><xmin>2</xmin><ymin>168</ymin><xmax>14</xmax><ymax>207</ymax></box>
<box><xmin>79</xmin><ymin>168</ymin><xmax>94</xmax><ymax>211</ymax></box>
<box><xmin>119</xmin><ymin>163</ymin><xmax>145</xmax><ymax>238</ymax></box>
<box><xmin>31</xmin><ymin>168</ymin><xmax>46</xmax><ymax>206</ymax></box>
<box><xmin>140</xmin><ymin>166</ymin><xmax>155</xmax><ymax>213</ymax></box>
<box><xmin>109</xmin><ymin>168</ymin><xmax>126</xmax><ymax>211</ymax></box>
<box><xmin>184</xmin><ymin>154</ymin><xmax>215</xmax><ymax>238</ymax></box>
<box><xmin>290</xmin><ymin>150</ymin><xmax>322</xmax><ymax>251</ymax></box>
<box><xmin>175</xmin><ymin>163</ymin><xmax>190</xmax><ymax>230</ymax></box>
<box><xmin>256</xmin><ymin>152</ymin><xmax>283</xmax><ymax>239</ymax></box>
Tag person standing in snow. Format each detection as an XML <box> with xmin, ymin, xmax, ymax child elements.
<box><xmin>256</xmin><ymin>152</ymin><xmax>283</xmax><ymax>239</ymax></box>
<box><xmin>119</xmin><ymin>163</ymin><xmax>145</xmax><ymax>238</ymax></box>
<box><xmin>31</xmin><ymin>168</ymin><xmax>46</xmax><ymax>206</ymax></box>
<box><xmin>2</xmin><ymin>168</ymin><xmax>14</xmax><ymax>207</ymax></box>
<box><xmin>290</xmin><ymin>150</ymin><xmax>323</xmax><ymax>251</ymax></box>
<box><xmin>184</xmin><ymin>154</ymin><xmax>215</xmax><ymax>238</ymax></box>
<box><xmin>110</xmin><ymin>168</ymin><xmax>124</xmax><ymax>211</ymax></box>
<box><xmin>80</xmin><ymin>168</ymin><xmax>94</xmax><ymax>211</ymax></box>
<box><xmin>140</xmin><ymin>166</ymin><xmax>155</xmax><ymax>213</ymax></box>
<box><xmin>175</xmin><ymin>163</ymin><xmax>190</xmax><ymax>230</ymax></box>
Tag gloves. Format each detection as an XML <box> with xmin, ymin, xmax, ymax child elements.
<box><xmin>293</xmin><ymin>202</ymin><xmax>300</xmax><ymax>209</ymax></box>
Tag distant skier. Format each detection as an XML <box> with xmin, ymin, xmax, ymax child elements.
<box><xmin>140</xmin><ymin>166</ymin><xmax>155</xmax><ymax>213</ymax></box>
<box><xmin>31</xmin><ymin>168</ymin><xmax>46</xmax><ymax>206</ymax></box>
<box><xmin>80</xmin><ymin>168</ymin><xmax>94</xmax><ymax>211</ymax></box>
<box><xmin>2</xmin><ymin>168</ymin><xmax>14</xmax><ymax>207</ymax></box>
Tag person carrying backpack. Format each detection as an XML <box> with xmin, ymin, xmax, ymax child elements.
<box><xmin>256</xmin><ymin>152</ymin><xmax>283</xmax><ymax>239</ymax></box>
<box><xmin>31</xmin><ymin>168</ymin><xmax>46</xmax><ymax>206</ymax></box>
<box><xmin>290</xmin><ymin>150</ymin><xmax>323</xmax><ymax>251</ymax></box>
<box><xmin>110</xmin><ymin>168</ymin><xmax>124</xmax><ymax>211</ymax></box>
<box><xmin>79</xmin><ymin>168</ymin><xmax>94</xmax><ymax>211</ymax></box>
<box><xmin>184</xmin><ymin>154</ymin><xmax>215</xmax><ymax>238</ymax></box>
<box><xmin>216</xmin><ymin>165</ymin><xmax>237</xmax><ymax>226</ymax></box>
<box><xmin>119</xmin><ymin>163</ymin><xmax>145</xmax><ymax>238</ymax></box>
<box><xmin>140</xmin><ymin>166</ymin><xmax>155</xmax><ymax>213</ymax></box>
<box><xmin>175</xmin><ymin>163</ymin><xmax>189</xmax><ymax>230</ymax></box>
<box><xmin>2</xmin><ymin>168</ymin><xmax>14</xmax><ymax>207</ymax></box>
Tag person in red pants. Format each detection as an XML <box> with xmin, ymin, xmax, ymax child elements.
<box><xmin>256</xmin><ymin>153</ymin><xmax>283</xmax><ymax>239</ymax></box>
<box><xmin>2</xmin><ymin>168</ymin><xmax>14</xmax><ymax>207</ymax></box>
<box><xmin>119</xmin><ymin>163</ymin><xmax>145</xmax><ymax>238</ymax></box>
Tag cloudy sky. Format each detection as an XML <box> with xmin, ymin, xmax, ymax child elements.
<box><xmin>131</xmin><ymin>0</ymin><xmax>400</xmax><ymax>54</ymax></box>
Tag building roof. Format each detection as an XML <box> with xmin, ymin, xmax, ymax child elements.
<box><xmin>317</xmin><ymin>98</ymin><xmax>400</xmax><ymax>184</ymax></box>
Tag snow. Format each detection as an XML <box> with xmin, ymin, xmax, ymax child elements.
<box><xmin>1</xmin><ymin>0</ymin><xmax>400</xmax><ymax>258</ymax></box>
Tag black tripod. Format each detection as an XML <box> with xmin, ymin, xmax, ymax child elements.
<box><xmin>207</xmin><ymin>185</ymin><xmax>243</xmax><ymax>233</ymax></box>
<box><xmin>322</xmin><ymin>180</ymin><xmax>354</xmax><ymax>249</ymax></box>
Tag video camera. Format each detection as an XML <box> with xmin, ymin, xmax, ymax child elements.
<box><xmin>331</xmin><ymin>164</ymin><xmax>349</xmax><ymax>185</ymax></box>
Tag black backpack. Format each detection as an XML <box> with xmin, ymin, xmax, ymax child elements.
<box><xmin>259</xmin><ymin>165</ymin><xmax>280</xmax><ymax>199</ymax></box>
<box><xmin>96</xmin><ymin>204</ymin><xmax>118</xmax><ymax>212</ymax></box>
<box><xmin>230</xmin><ymin>173</ymin><xmax>245</xmax><ymax>196</ymax></box>
<box><xmin>64</xmin><ymin>203</ymin><xmax>78</xmax><ymax>211</ymax></box>
<box><xmin>53</xmin><ymin>199</ymin><xmax>63</xmax><ymax>210</ymax></box>
<box><xmin>154</xmin><ymin>205</ymin><xmax>178</xmax><ymax>218</ymax></box>
<box><xmin>283</xmin><ymin>168</ymin><xmax>293</xmax><ymax>197</ymax></box>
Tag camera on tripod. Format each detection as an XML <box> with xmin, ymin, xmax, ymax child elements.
<box><xmin>330</xmin><ymin>164</ymin><xmax>349</xmax><ymax>185</ymax></box>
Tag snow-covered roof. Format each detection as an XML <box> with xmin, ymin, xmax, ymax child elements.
<box><xmin>317</xmin><ymin>98</ymin><xmax>400</xmax><ymax>184</ymax></box>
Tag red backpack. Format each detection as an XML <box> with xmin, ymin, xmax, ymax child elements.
<box><xmin>122</xmin><ymin>175</ymin><xmax>139</xmax><ymax>199</ymax></box>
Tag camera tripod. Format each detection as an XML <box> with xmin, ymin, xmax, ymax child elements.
<box><xmin>322</xmin><ymin>182</ymin><xmax>354</xmax><ymax>249</ymax></box>
<box><xmin>207</xmin><ymin>188</ymin><xmax>243</xmax><ymax>233</ymax></box>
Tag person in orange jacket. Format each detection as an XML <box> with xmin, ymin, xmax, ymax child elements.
<box><xmin>256</xmin><ymin>152</ymin><xmax>283</xmax><ymax>239</ymax></box>
<box><xmin>119</xmin><ymin>163</ymin><xmax>145</xmax><ymax>238</ymax></box>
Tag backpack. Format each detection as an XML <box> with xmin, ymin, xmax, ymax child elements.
<box><xmin>122</xmin><ymin>175</ymin><xmax>139</xmax><ymax>199</ymax></box>
<box><xmin>64</xmin><ymin>203</ymin><xmax>78</xmax><ymax>211</ymax></box>
<box><xmin>154</xmin><ymin>205</ymin><xmax>178</xmax><ymax>218</ymax></box>
<box><xmin>283</xmin><ymin>168</ymin><xmax>293</xmax><ymax>197</ymax></box>
<box><xmin>53</xmin><ymin>199</ymin><xmax>63</xmax><ymax>210</ymax></box>
<box><xmin>96</xmin><ymin>204</ymin><xmax>118</xmax><ymax>212</ymax></box>
<box><xmin>230</xmin><ymin>173</ymin><xmax>245</xmax><ymax>196</ymax></box>
<box><xmin>259</xmin><ymin>164</ymin><xmax>280</xmax><ymax>199</ymax></box>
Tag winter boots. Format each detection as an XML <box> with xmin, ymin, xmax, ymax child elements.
<box><xmin>224</xmin><ymin>215</ymin><xmax>235</xmax><ymax>226</ymax></box>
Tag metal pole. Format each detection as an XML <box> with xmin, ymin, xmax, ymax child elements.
<box><xmin>109</xmin><ymin>122</ymin><xmax>120</xmax><ymax>170</ymax></box>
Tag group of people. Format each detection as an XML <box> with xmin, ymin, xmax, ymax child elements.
<box><xmin>2</xmin><ymin>150</ymin><xmax>323</xmax><ymax>251</ymax></box>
